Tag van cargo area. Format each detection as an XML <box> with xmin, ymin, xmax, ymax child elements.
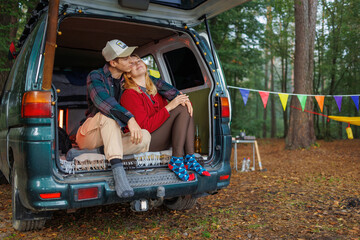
<box><xmin>53</xmin><ymin>16</ymin><xmax>212</xmax><ymax>176</ymax></box>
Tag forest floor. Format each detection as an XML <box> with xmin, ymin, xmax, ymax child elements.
<box><xmin>0</xmin><ymin>139</ymin><xmax>359</xmax><ymax>239</ymax></box>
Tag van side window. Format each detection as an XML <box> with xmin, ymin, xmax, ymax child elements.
<box><xmin>142</xmin><ymin>55</ymin><xmax>159</xmax><ymax>71</ymax></box>
<box><xmin>163</xmin><ymin>47</ymin><xmax>204</xmax><ymax>90</ymax></box>
<box><xmin>142</xmin><ymin>55</ymin><xmax>161</xmax><ymax>78</ymax></box>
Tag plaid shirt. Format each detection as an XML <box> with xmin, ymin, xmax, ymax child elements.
<box><xmin>85</xmin><ymin>64</ymin><xmax>179</xmax><ymax>127</ymax></box>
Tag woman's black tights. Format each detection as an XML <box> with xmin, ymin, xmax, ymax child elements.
<box><xmin>149</xmin><ymin>105</ymin><xmax>194</xmax><ymax>157</ymax></box>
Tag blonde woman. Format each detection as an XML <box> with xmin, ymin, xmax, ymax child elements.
<box><xmin>120</xmin><ymin>55</ymin><xmax>210</xmax><ymax>181</ymax></box>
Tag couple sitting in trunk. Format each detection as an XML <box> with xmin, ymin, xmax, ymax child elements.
<box><xmin>76</xmin><ymin>39</ymin><xmax>210</xmax><ymax>198</ymax></box>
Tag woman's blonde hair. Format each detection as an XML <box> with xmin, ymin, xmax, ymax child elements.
<box><xmin>123</xmin><ymin>54</ymin><xmax>157</xmax><ymax>96</ymax></box>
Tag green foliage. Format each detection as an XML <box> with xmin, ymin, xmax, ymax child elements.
<box><xmin>0</xmin><ymin>0</ymin><xmax>37</xmax><ymax>72</ymax></box>
<box><xmin>315</xmin><ymin>0</ymin><xmax>360</xmax><ymax>139</ymax></box>
<box><xmin>198</xmin><ymin>0</ymin><xmax>359</xmax><ymax>139</ymax></box>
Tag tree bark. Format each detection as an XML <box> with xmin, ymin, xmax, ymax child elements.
<box><xmin>263</xmin><ymin>5</ymin><xmax>272</xmax><ymax>138</ymax></box>
<box><xmin>286</xmin><ymin>0</ymin><xmax>318</xmax><ymax>149</ymax></box>
<box><xmin>281</xmin><ymin>55</ymin><xmax>289</xmax><ymax>137</ymax></box>
<box><xmin>263</xmin><ymin>59</ymin><xmax>268</xmax><ymax>138</ymax></box>
<box><xmin>270</xmin><ymin>56</ymin><xmax>276</xmax><ymax>138</ymax></box>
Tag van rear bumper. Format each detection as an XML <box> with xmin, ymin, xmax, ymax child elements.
<box><xmin>25</xmin><ymin>166</ymin><xmax>230</xmax><ymax>211</ymax></box>
<box><xmin>20</xmin><ymin>135</ymin><xmax>232</xmax><ymax>211</ymax></box>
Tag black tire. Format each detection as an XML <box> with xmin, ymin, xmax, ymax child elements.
<box><xmin>12</xmin><ymin>169</ymin><xmax>47</xmax><ymax>231</ymax></box>
<box><xmin>0</xmin><ymin>170</ymin><xmax>8</xmax><ymax>184</ymax></box>
<box><xmin>164</xmin><ymin>195</ymin><xmax>197</xmax><ymax>210</ymax></box>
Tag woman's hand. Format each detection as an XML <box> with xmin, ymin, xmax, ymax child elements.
<box><xmin>165</xmin><ymin>94</ymin><xmax>190</xmax><ymax>112</ymax></box>
<box><xmin>184</xmin><ymin>100</ymin><xmax>193</xmax><ymax>117</ymax></box>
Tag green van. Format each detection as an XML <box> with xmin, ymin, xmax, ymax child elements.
<box><xmin>0</xmin><ymin>0</ymin><xmax>241</xmax><ymax>231</ymax></box>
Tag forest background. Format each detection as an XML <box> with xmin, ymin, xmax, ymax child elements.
<box><xmin>0</xmin><ymin>0</ymin><xmax>359</xmax><ymax>141</ymax></box>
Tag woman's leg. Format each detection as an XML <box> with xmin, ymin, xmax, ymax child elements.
<box><xmin>184</xmin><ymin>115</ymin><xmax>195</xmax><ymax>155</ymax></box>
<box><xmin>150</xmin><ymin>105</ymin><xmax>195</xmax><ymax>181</ymax></box>
<box><xmin>150</xmin><ymin>105</ymin><xmax>191</xmax><ymax>157</ymax></box>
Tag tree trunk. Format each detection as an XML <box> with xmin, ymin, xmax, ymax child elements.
<box><xmin>286</xmin><ymin>0</ymin><xmax>318</xmax><ymax>149</ymax></box>
<box><xmin>338</xmin><ymin>122</ymin><xmax>343</xmax><ymax>139</ymax></box>
<box><xmin>231</xmin><ymin>74</ymin><xmax>237</xmax><ymax>130</ymax></box>
<box><xmin>263</xmin><ymin>5</ymin><xmax>272</xmax><ymax>138</ymax></box>
<box><xmin>282</xmin><ymin>55</ymin><xmax>289</xmax><ymax>137</ymax></box>
<box><xmin>270</xmin><ymin>56</ymin><xmax>276</xmax><ymax>138</ymax></box>
<box><xmin>263</xmin><ymin>59</ymin><xmax>268</xmax><ymax>138</ymax></box>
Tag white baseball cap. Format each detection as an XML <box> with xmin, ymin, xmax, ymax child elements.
<box><xmin>102</xmin><ymin>39</ymin><xmax>137</xmax><ymax>62</ymax></box>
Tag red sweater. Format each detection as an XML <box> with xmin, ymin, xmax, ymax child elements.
<box><xmin>120</xmin><ymin>88</ymin><xmax>170</xmax><ymax>133</ymax></box>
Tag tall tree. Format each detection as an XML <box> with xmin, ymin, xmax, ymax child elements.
<box><xmin>263</xmin><ymin>4</ymin><xmax>272</xmax><ymax>138</ymax></box>
<box><xmin>286</xmin><ymin>0</ymin><xmax>318</xmax><ymax>148</ymax></box>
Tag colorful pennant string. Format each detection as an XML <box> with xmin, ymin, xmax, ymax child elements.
<box><xmin>239</xmin><ymin>89</ymin><xmax>250</xmax><ymax>106</ymax></box>
<box><xmin>315</xmin><ymin>96</ymin><xmax>325</xmax><ymax>112</ymax></box>
<box><xmin>333</xmin><ymin>96</ymin><xmax>342</xmax><ymax>112</ymax></box>
<box><xmin>227</xmin><ymin>86</ymin><xmax>360</xmax><ymax>113</ymax></box>
<box><xmin>259</xmin><ymin>91</ymin><xmax>269</xmax><ymax>109</ymax></box>
<box><xmin>278</xmin><ymin>93</ymin><xmax>289</xmax><ymax>111</ymax></box>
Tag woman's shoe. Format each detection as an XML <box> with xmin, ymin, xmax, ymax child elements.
<box><xmin>168</xmin><ymin>156</ymin><xmax>195</xmax><ymax>181</ymax></box>
<box><xmin>184</xmin><ymin>154</ymin><xmax>211</xmax><ymax>176</ymax></box>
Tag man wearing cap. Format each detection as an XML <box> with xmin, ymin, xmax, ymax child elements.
<box><xmin>76</xmin><ymin>40</ymin><xmax>180</xmax><ymax>198</ymax></box>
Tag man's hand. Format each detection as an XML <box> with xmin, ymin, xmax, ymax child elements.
<box><xmin>127</xmin><ymin>117</ymin><xmax>143</xmax><ymax>144</ymax></box>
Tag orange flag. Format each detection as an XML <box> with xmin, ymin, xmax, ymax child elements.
<box><xmin>315</xmin><ymin>96</ymin><xmax>325</xmax><ymax>112</ymax></box>
<box><xmin>259</xmin><ymin>91</ymin><xmax>269</xmax><ymax>108</ymax></box>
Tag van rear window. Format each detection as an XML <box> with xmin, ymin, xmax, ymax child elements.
<box><xmin>163</xmin><ymin>47</ymin><xmax>204</xmax><ymax>90</ymax></box>
<box><xmin>151</xmin><ymin>0</ymin><xmax>206</xmax><ymax>10</ymax></box>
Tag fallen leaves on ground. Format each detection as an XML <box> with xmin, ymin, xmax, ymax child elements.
<box><xmin>0</xmin><ymin>139</ymin><xmax>359</xmax><ymax>239</ymax></box>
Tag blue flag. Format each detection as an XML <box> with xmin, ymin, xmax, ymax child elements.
<box><xmin>239</xmin><ymin>89</ymin><xmax>250</xmax><ymax>106</ymax></box>
<box><xmin>351</xmin><ymin>96</ymin><xmax>359</xmax><ymax>111</ymax></box>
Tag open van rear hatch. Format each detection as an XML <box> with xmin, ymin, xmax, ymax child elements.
<box><xmin>60</xmin><ymin>0</ymin><xmax>248</xmax><ymax>27</ymax></box>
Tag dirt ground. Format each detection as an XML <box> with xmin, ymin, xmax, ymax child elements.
<box><xmin>0</xmin><ymin>139</ymin><xmax>359</xmax><ymax>239</ymax></box>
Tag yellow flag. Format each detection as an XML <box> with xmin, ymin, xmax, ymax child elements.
<box><xmin>149</xmin><ymin>69</ymin><xmax>160</xmax><ymax>78</ymax></box>
<box><xmin>278</xmin><ymin>93</ymin><xmax>289</xmax><ymax>111</ymax></box>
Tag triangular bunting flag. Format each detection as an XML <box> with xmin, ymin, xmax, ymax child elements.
<box><xmin>315</xmin><ymin>95</ymin><xmax>325</xmax><ymax>113</ymax></box>
<box><xmin>334</xmin><ymin>96</ymin><xmax>342</xmax><ymax>112</ymax></box>
<box><xmin>278</xmin><ymin>93</ymin><xmax>289</xmax><ymax>111</ymax></box>
<box><xmin>239</xmin><ymin>89</ymin><xmax>250</xmax><ymax>106</ymax></box>
<box><xmin>149</xmin><ymin>69</ymin><xmax>161</xmax><ymax>78</ymax></box>
<box><xmin>351</xmin><ymin>96</ymin><xmax>359</xmax><ymax>111</ymax></box>
<box><xmin>8</xmin><ymin>42</ymin><xmax>16</xmax><ymax>60</ymax></box>
<box><xmin>259</xmin><ymin>91</ymin><xmax>269</xmax><ymax>109</ymax></box>
<box><xmin>297</xmin><ymin>95</ymin><xmax>307</xmax><ymax>111</ymax></box>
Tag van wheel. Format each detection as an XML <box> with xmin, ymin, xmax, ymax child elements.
<box><xmin>0</xmin><ymin>170</ymin><xmax>8</xmax><ymax>184</ymax></box>
<box><xmin>12</xmin><ymin>169</ymin><xmax>47</xmax><ymax>231</ymax></box>
<box><xmin>164</xmin><ymin>195</ymin><xmax>197</xmax><ymax>210</ymax></box>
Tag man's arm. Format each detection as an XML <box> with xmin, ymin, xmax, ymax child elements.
<box><xmin>87</xmin><ymin>70</ymin><xmax>134</xmax><ymax>126</ymax></box>
<box><xmin>150</xmin><ymin>75</ymin><xmax>180</xmax><ymax>101</ymax></box>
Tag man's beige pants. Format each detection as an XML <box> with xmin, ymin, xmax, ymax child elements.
<box><xmin>76</xmin><ymin>112</ymin><xmax>151</xmax><ymax>160</ymax></box>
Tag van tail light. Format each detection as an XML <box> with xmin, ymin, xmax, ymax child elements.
<box><xmin>22</xmin><ymin>91</ymin><xmax>52</xmax><ymax>118</ymax></box>
<box><xmin>219</xmin><ymin>175</ymin><xmax>229</xmax><ymax>180</ymax></box>
<box><xmin>75</xmin><ymin>187</ymin><xmax>100</xmax><ymax>201</ymax></box>
<box><xmin>220</xmin><ymin>97</ymin><xmax>230</xmax><ymax>118</ymax></box>
<box><xmin>40</xmin><ymin>192</ymin><xmax>61</xmax><ymax>199</ymax></box>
